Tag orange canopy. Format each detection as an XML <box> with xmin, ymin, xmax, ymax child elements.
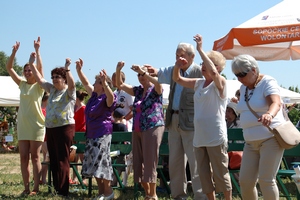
<box><xmin>213</xmin><ymin>0</ymin><xmax>300</xmax><ymax>61</ymax></box>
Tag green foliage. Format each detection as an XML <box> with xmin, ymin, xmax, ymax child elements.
<box><xmin>75</xmin><ymin>80</ymin><xmax>85</xmax><ymax>91</ymax></box>
<box><xmin>288</xmin><ymin>105</ymin><xmax>300</xmax><ymax>125</ymax></box>
<box><xmin>221</xmin><ymin>73</ymin><xmax>227</xmax><ymax>79</ymax></box>
<box><xmin>0</xmin><ymin>51</ymin><xmax>23</xmax><ymax>76</ymax></box>
<box><xmin>0</xmin><ymin>107</ymin><xmax>17</xmax><ymax>126</ymax></box>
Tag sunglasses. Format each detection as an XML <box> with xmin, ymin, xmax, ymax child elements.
<box><xmin>235</xmin><ymin>71</ymin><xmax>249</xmax><ymax>78</ymax></box>
<box><xmin>51</xmin><ymin>75</ymin><xmax>62</xmax><ymax>79</ymax></box>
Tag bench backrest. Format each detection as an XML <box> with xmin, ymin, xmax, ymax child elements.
<box><xmin>111</xmin><ymin>131</ymin><xmax>132</xmax><ymax>155</ymax></box>
<box><xmin>159</xmin><ymin>132</ymin><xmax>169</xmax><ymax>156</ymax></box>
<box><xmin>74</xmin><ymin>132</ymin><xmax>86</xmax><ymax>153</ymax></box>
<box><xmin>227</xmin><ymin>128</ymin><xmax>245</xmax><ymax>152</ymax></box>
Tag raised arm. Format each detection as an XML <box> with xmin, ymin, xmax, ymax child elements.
<box><xmin>34</xmin><ymin>36</ymin><xmax>44</xmax><ymax>78</ymax></box>
<box><xmin>6</xmin><ymin>42</ymin><xmax>22</xmax><ymax>85</ymax></box>
<box><xmin>100</xmin><ymin>69</ymin><xmax>114</xmax><ymax>107</ymax></box>
<box><xmin>172</xmin><ymin>57</ymin><xmax>197</xmax><ymax>89</ymax></box>
<box><xmin>115</xmin><ymin>61</ymin><xmax>134</xmax><ymax>96</ymax></box>
<box><xmin>28</xmin><ymin>52</ymin><xmax>45</xmax><ymax>85</ymax></box>
<box><xmin>64</xmin><ymin>58</ymin><xmax>75</xmax><ymax>91</ymax></box>
<box><xmin>132</xmin><ymin>64</ymin><xmax>163</xmax><ymax>95</ymax></box>
<box><xmin>194</xmin><ymin>34</ymin><xmax>226</xmax><ymax>96</ymax></box>
<box><xmin>75</xmin><ymin>58</ymin><xmax>93</xmax><ymax>96</ymax></box>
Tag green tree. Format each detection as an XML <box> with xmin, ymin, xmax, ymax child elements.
<box><xmin>0</xmin><ymin>51</ymin><xmax>23</xmax><ymax>76</ymax></box>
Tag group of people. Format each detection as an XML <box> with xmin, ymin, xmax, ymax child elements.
<box><xmin>6</xmin><ymin>33</ymin><xmax>288</xmax><ymax>200</ymax></box>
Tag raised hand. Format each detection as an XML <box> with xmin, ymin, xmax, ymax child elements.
<box><xmin>175</xmin><ymin>57</ymin><xmax>188</xmax><ymax>69</ymax></box>
<box><xmin>65</xmin><ymin>58</ymin><xmax>71</xmax><ymax>68</ymax></box>
<box><xmin>29</xmin><ymin>52</ymin><xmax>36</xmax><ymax>64</ymax></box>
<box><xmin>193</xmin><ymin>34</ymin><xmax>203</xmax><ymax>52</ymax></box>
<box><xmin>34</xmin><ymin>37</ymin><xmax>40</xmax><ymax>51</ymax></box>
<box><xmin>99</xmin><ymin>69</ymin><xmax>107</xmax><ymax>83</ymax></box>
<box><xmin>144</xmin><ymin>64</ymin><xmax>158</xmax><ymax>77</ymax></box>
<box><xmin>116</xmin><ymin>61</ymin><xmax>125</xmax><ymax>71</ymax></box>
<box><xmin>131</xmin><ymin>65</ymin><xmax>143</xmax><ymax>74</ymax></box>
<box><xmin>75</xmin><ymin>58</ymin><xmax>83</xmax><ymax>71</ymax></box>
<box><xmin>12</xmin><ymin>41</ymin><xmax>20</xmax><ymax>53</ymax></box>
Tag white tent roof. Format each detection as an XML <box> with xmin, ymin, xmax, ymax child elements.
<box><xmin>0</xmin><ymin>76</ymin><xmax>20</xmax><ymax>106</ymax></box>
<box><xmin>227</xmin><ymin>80</ymin><xmax>300</xmax><ymax>104</ymax></box>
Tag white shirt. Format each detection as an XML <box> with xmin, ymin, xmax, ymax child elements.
<box><xmin>193</xmin><ymin>79</ymin><xmax>228</xmax><ymax>147</ymax></box>
<box><xmin>236</xmin><ymin>75</ymin><xmax>285</xmax><ymax>142</ymax></box>
<box><xmin>114</xmin><ymin>89</ymin><xmax>134</xmax><ymax>131</ymax></box>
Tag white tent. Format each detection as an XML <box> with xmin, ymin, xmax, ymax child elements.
<box><xmin>0</xmin><ymin>76</ymin><xmax>20</xmax><ymax>106</ymax></box>
<box><xmin>213</xmin><ymin>0</ymin><xmax>300</xmax><ymax>61</ymax></box>
<box><xmin>227</xmin><ymin>80</ymin><xmax>300</xmax><ymax>104</ymax></box>
<box><xmin>162</xmin><ymin>84</ymin><xmax>170</xmax><ymax>106</ymax></box>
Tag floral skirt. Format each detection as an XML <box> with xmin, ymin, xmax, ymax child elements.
<box><xmin>81</xmin><ymin>134</ymin><xmax>113</xmax><ymax>181</ymax></box>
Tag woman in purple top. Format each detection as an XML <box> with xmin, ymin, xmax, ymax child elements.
<box><xmin>116</xmin><ymin>61</ymin><xmax>165</xmax><ymax>200</ymax></box>
<box><xmin>76</xmin><ymin>58</ymin><xmax>116</xmax><ymax>200</ymax></box>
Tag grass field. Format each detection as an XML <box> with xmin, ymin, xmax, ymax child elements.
<box><xmin>0</xmin><ymin>152</ymin><xmax>298</xmax><ymax>199</ymax></box>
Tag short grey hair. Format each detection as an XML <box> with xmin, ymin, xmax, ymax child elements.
<box><xmin>231</xmin><ymin>54</ymin><xmax>260</xmax><ymax>75</ymax></box>
<box><xmin>177</xmin><ymin>43</ymin><xmax>195</xmax><ymax>56</ymax></box>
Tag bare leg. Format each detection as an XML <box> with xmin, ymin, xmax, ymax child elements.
<box><xmin>206</xmin><ymin>191</ymin><xmax>216</xmax><ymax>200</ymax></box>
<box><xmin>141</xmin><ymin>182</ymin><xmax>157</xmax><ymax>198</ymax></box>
<box><xmin>95</xmin><ymin>177</ymin><xmax>104</xmax><ymax>196</ymax></box>
<box><xmin>30</xmin><ymin>140</ymin><xmax>43</xmax><ymax>192</ymax></box>
<box><xmin>224</xmin><ymin>190</ymin><xmax>232</xmax><ymax>200</ymax></box>
<box><xmin>19</xmin><ymin>140</ymin><xmax>30</xmax><ymax>192</ymax></box>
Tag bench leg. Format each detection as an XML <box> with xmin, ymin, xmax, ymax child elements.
<box><xmin>230</xmin><ymin>172</ymin><xmax>241</xmax><ymax>196</ymax></box>
<box><xmin>276</xmin><ymin>175</ymin><xmax>292</xmax><ymax>200</ymax></box>
<box><xmin>70</xmin><ymin>164</ymin><xmax>86</xmax><ymax>189</ymax></box>
<box><xmin>157</xmin><ymin>168</ymin><xmax>170</xmax><ymax>195</ymax></box>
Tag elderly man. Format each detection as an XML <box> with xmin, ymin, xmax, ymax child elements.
<box><xmin>146</xmin><ymin>43</ymin><xmax>206</xmax><ymax>200</ymax></box>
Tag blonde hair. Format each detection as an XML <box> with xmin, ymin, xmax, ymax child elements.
<box><xmin>207</xmin><ymin>51</ymin><xmax>226</xmax><ymax>72</ymax></box>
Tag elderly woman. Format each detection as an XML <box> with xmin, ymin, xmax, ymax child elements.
<box><xmin>6</xmin><ymin>38</ymin><xmax>45</xmax><ymax>196</ymax></box>
<box><xmin>29</xmin><ymin>54</ymin><xmax>76</xmax><ymax>197</ymax></box>
<box><xmin>173</xmin><ymin>34</ymin><xmax>232</xmax><ymax>200</ymax></box>
<box><xmin>76</xmin><ymin>58</ymin><xmax>116</xmax><ymax>200</ymax></box>
<box><xmin>116</xmin><ymin>61</ymin><xmax>165</xmax><ymax>200</ymax></box>
<box><xmin>232</xmin><ymin>54</ymin><xmax>285</xmax><ymax>200</ymax></box>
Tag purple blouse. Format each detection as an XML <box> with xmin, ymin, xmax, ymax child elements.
<box><xmin>132</xmin><ymin>85</ymin><xmax>164</xmax><ymax>132</ymax></box>
<box><xmin>85</xmin><ymin>92</ymin><xmax>116</xmax><ymax>139</ymax></box>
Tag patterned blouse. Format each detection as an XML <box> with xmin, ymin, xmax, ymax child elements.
<box><xmin>132</xmin><ymin>85</ymin><xmax>164</xmax><ymax>132</ymax></box>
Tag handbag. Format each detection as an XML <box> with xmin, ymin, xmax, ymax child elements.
<box><xmin>271</xmin><ymin>120</ymin><xmax>300</xmax><ymax>149</ymax></box>
<box><xmin>228</xmin><ymin>151</ymin><xmax>243</xmax><ymax>170</ymax></box>
<box><xmin>245</xmin><ymin>90</ymin><xmax>300</xmax><ymax>149</ymax></box>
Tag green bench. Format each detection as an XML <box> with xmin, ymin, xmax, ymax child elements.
<box><xmin>227</xmin><ymin>128</ymin><xmax>245</xmax><ymax>196</ymax></box>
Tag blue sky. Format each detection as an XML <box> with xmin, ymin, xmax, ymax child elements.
<box><xmin>2</xmin><ymin>0</ymin><xmax>299</xmax><ymax>89</ymax></box>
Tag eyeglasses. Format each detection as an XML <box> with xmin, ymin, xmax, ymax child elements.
<box><xmin>51</xmin><ymin>75</ymin><xmax>62</xmax><ymax>79</ymax></box>
<box><xmin>235</xmin><ymin>71</ymin><xmax>249</xmax><ymax>78</ymax></box>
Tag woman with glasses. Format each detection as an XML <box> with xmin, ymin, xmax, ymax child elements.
<box><xmin>29</xmin><ymin>54</ymin><xmax>76</xmax><ymax>197</ymax></box>
<box><xmin>76</xmin><ymin>58</ymin><xmax>116</xmax><ymax>200</ymax></box>
<box><xmin>232</xmin><ymin>54</ymin><xmax>285</xmax><ymax>200</ymax></box>
<box><xmin>6</xmin><ymin>37</ymin><xmax>45</xmax><ymax>196</ymax></box>
<box><xmin>173</xmin><ymin>34</ymin><xmax>232</xmax><ymax>200</ymax></box>
<box><xmin>116</xmin><ymin>61</ymin><xmax>165</xmax><ymax>200</ymax></box>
